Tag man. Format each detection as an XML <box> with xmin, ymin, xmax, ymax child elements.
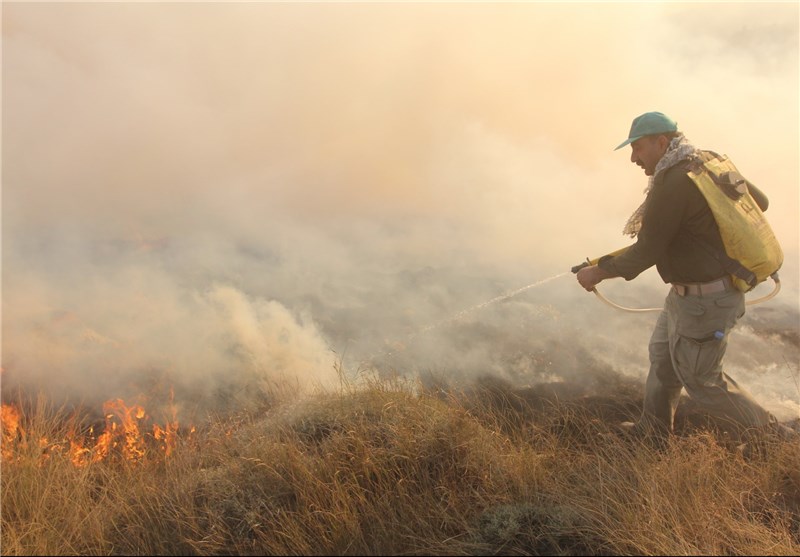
<box><xmin>576</xmin><ymin>111</ymin><xmax>795</xmax><ymax>442</ymax></box>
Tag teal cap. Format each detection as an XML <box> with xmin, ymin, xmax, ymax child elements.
<box><xmin>614</xmin><ymin>111</ymin><xmax>678</xmax><ymax>151</ymax></box>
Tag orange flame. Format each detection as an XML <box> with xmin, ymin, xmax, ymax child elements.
<box><xmin>2</xmin><ymin>394</ymin><xmax>191</xmax><ymax>467</ymax></box>
<box><xmin>1</xmin><ymin>403</ymin><xmax>23</xmax><ymax>462</ymax></box>
<box><xmin>94</xmin><ymin>398</ymin><xmax>147</xmax><ymax>462</ymax></box>
<box><xmin>153</xmin><ymin>386</ymin><xmax>180</xmax><ymax>456</ymax></box>
<box><xmin>153</xmin><ymin>422</ymin><xmax>178</xmax><ymax>456</ymax></box>
<box><xmin>69</xmin><ymin>437</ymin><xmax>92</xmax><ymax>467</ymax></box>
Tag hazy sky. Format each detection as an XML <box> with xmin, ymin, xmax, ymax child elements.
<box><xmin>3</xmin><ymin>2</ymin><xmax>799</xmax><ymax>420</ymax></box>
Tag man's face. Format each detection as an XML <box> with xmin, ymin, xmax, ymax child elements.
<box><xmin>629</xmin><ymin>135</ymin><xmax>668</xmax><ymax>176</ymax></box>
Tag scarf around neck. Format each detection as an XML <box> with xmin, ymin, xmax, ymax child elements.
<box><xmin>622</xmin><ymin>133</ymin><xmax>699</xmax><ymax>237</ymax></box>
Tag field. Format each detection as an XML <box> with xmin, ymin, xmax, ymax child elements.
<box><xmin>2</xmin><ymin>369</ymin><xmax>799</xmax><ymax>556</ymax></box>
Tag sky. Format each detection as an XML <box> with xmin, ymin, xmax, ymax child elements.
<box><xmin>2</xmin><ymin>1</ymin><xmax>799</xmax><ymax>422</ymax></box>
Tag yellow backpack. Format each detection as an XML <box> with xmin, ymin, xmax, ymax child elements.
<box><xmin>686</xmin><ymin>151</ymin><xmax>783</xmax><ymax>292</ymax></box>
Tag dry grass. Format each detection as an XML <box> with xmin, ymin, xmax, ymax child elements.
<box><xmin>2</xmin><ymin>374</ymin><xmax>799</xmax><ymax>556</ymax></box>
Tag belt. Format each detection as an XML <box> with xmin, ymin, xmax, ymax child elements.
<box><xmin>672</xmin><ymin>276</ymin><xmax>734</xmax><ymax>297</ymax></box>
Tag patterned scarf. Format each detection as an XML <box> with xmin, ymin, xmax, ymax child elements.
<box><xmin>622</xmin><ymin>133</ymin><xmax>699</xmax><ymax>237</ymax></box>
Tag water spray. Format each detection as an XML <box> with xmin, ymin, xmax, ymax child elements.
<box><xmin>408</xmin><ymin>271</ymin><xmax>570</xmax><ymax>340</ymax></box>
<box><xmin>370</xmin><ymin>271</ymin><xmax>569</xmax><ymax>363</ymax></box>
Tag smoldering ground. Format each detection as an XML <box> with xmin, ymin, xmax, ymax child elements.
<box><xmin>2</xmin><ymin>3</ymin><xmax>798</xmax><ymax>423</ymax></box>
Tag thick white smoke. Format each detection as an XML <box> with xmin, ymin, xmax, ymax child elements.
<box><xmin>2</xmin><ymin>2</ymin><xmax>798</xmax><ymax>421</ymax></box>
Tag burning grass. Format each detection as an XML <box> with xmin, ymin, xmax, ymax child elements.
<box><xmin>1</xmin><ymin>374</ymin><xmax>799</xmax><ymax>556</ymax></box>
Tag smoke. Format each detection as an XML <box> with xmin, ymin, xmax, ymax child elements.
<box><xmin>2</xmin><ymin>2</ymin><xmax>798</xmax><ymax>421</ymax></box>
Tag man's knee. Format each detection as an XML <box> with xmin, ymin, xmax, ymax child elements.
<box><xmin>649</xmin><ymin>357</ymin><xmax>682</xmax><ymax>389</ymax></box>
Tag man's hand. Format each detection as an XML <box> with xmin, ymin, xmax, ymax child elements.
<box><xmin>576</xmin><ymin>265</ymin><xmax>612</xmax><ymax>292</ymax></box>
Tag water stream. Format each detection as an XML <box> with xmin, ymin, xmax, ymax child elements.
<box><xmin>369</xmin><ymin>271</ymin><xmax>570</xmax><ymax>363</ymax></box>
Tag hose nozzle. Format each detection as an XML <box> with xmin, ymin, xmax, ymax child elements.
<box><xmin>571</xmin><ymin>260</ymin><xmax>590</xmax><ymax>274</ymax></box>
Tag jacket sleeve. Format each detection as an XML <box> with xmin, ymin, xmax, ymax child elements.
<box><xmin>598</xmin><ymin>170</ymin><xmax>692</xmax><ymax>280</ymax></box>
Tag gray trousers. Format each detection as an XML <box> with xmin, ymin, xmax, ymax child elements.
<box><xmin>643</xmin><ymin>286</ymin><xmax>774</xmax><ymax>433</ymax></box>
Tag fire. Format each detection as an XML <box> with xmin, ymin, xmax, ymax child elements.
<box><xmin>152</xmin><ymin>386</ymin><xmax>180</xmax><ymax>456</ymax></box>
<box><xmin>1</xmin><ymin>403</ymin><xmax>23</xmax><ymax>461</ymax></box>
<box><xmin>153</xmin><ymin>422</ymin><xmax>179</xmax><ymax>456</ymax></box>
<box><xmin>69</xmin><ymin>437</ymin><xmax>92</xmax><ymax>467</ymax></box>
<box><xmin>97</xmin><ymin>398</ymin><xmax>148</xmax><ymax>462</ymax></box>
<box><xmin>1</xmin><ymin>395</ymin><xmax>188</xmax><ymax>466</ymax></box>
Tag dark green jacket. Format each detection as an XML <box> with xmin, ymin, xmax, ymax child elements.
<box><xmin>599</xmin><ymin>158</ymin><xmax>768</xmax><ymax>284</ymax></box>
